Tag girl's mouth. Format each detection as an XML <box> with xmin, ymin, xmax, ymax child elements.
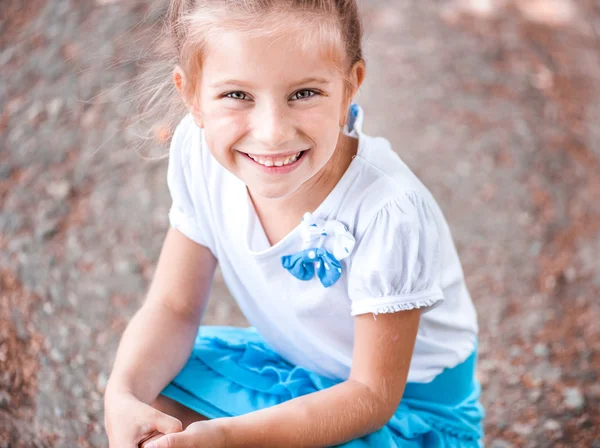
<box><xmin>244</xmin><ymin>150</ymin><xmax>306</xmax><ymax>167</ymax></box>
<box><xmin>240</xmin><ymin>149</ymin><xmax>308</xmax><ymax>173</ymax></box>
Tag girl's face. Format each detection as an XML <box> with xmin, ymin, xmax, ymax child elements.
<box><xmin>191</xmin><ymin>28</ymin><xmax>363</xmax><ymax>200</ymax></box>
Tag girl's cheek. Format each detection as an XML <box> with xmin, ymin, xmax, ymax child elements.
<box><xmin>203</xmin><ymin>106</ymin><xmax>243</xmax><ymax>132</ymax></box>
<box><xmin>205</xmin><ymin>102</ymin><xmax>247</xmax><ymax>127</ymax></box>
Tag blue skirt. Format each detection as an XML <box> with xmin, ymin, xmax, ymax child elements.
<box><xmin>160</xmin><ymin>326</ymin><xmax>485</xmax><ymax>447</ymax></box>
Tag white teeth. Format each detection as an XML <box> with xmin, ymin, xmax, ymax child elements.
<box><xmin>248</xmin><ymin>152</ymin><xmax>302</xmax><ymax>167</ymax></box>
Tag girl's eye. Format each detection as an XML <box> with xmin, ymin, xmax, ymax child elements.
<box><xmin>225</xmin><ymin>91</ymin><xmax>249</xmax><ymax>100</ymax></box>
<box><xmin>290</xmin><ymin>89</ymin><xmax>317</xmax><ymax>101</ymax></box>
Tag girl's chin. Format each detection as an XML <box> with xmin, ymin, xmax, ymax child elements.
<box><xmin>245</xmin><ymin>181</ymin><xmax>303</xmax><ymax>201</ymax></box>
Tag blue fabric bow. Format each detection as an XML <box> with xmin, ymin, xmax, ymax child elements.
<box><xmin>281</xmin><ymin>248</ymin><xmax>343</xmax><ymax>288</ymax></box>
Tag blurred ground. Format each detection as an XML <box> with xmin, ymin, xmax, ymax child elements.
<box><xmin>1</xmin><ymin>0</ymin><xmax>599</xmax><ymax>446</ymax></box>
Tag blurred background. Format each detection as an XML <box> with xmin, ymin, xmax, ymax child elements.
<box><xmin>1</xmin><ymin>0</ymin><xmax>599</xmax><ymax>446</ymax></box>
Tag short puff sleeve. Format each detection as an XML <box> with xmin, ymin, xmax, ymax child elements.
<box><xmin>167</xmin><ymin>114</ymin><xmax>216</xmax><ymax>254</ymax></box>
<box><xmin>349</xmin><ymin>191</ymin><xmax>444</xmax><ymax>316</ymax></box>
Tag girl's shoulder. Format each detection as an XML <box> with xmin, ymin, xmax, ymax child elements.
<box><xmin>169</xmin><ymin>113</ymin><xmax>222</xmax><ymax>180</ymax></box>
<box><xmin>346</xmin><ymin>135</ymin><xmax>442</xmax><ymax>241</ymax></box>
<box><xmin>170</xmin><ymin>113</ymin><xmax>198</xmax><ymax>158</ymax></box>
<box><xmin>348</xmin><ymin>105</ymin><xmax>439</xmax><ymax>216</ymax></box>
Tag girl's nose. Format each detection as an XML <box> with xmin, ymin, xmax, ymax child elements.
<box><xmin>252</xmin><ymin>102</ymin><xmax>295</xmax><ymax>148</ymax></box>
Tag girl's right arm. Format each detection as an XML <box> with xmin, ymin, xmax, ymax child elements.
<box><xmin>105</xmin><ymin>227</ymin><xmax>217</xmax><ymax>404</ymax></box>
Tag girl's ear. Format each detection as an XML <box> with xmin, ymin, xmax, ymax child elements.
<box><xmin>349</xmin><ymin>60</ymin><xmax>366</xmax><ymax>96</ymax></box>
<box><xmin>340</xmin><ymin>60</ymin><xmax>366</xmax><ymax>128</ymax></box>
<box><xmin>173</xmin><ymin>66</ymin><xmax>204</xmax><ymax>128</ymax></box>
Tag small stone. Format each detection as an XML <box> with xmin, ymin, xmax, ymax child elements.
<box><xmin>513</xmin><ymin>423</ymin><xmax>533</xmax><ymax>436</ymax></box>
<box><xmin>91</xmin><ymin>399</ymin><xmax>103</xmax><ymax>413</ymax></box>
<box><xmin>0</xmin><ymin>391</ymin><xmax>11</xmax><ymax>407</ymax></box>
<box><xmin>70</xmin><ymin>353</ymin><xmax>85</xmax><ymax>368</ymax></box>
<box><xmin>531</xmin><ymin>362</ymin><xmax>562</xmax><ymax>384</ymax></box>
<box><xmin>94</xmin><ymin>285</ymin><xmax>110</xmax><ymax>300</ymax></box>
<box><xmin>49</xmin><ymin>348</ymin><xmax>64</xmax><ymax>363</ymax></box>
<box><xmin>478</xmin><ymin>359</ymin><xmax>495</xmax><ymax>371</ymax></box>
<box><xmin>529</xmin><ymin>389</ymin><xmax>542</xmax><ymax>402</ymax></box>
<box><xmin>441</xmin><ymin>0</ymin><xmax>500</xmax><ymax>24</ymax></box>
<box><xmin>97</xmin><ymin>371</ymin><xmax>108</xmax><ymax>393</ymax></box>
<box><xmin>531</xmin><ymin>66</ymin><xmax>553</xmax><ymax>90</ymax></box>
<box><xmin>46</xmin><ymin>180</ymin><xmax>71</xmax><ymax>200</ymax></box>
<box><xmin>46</xmin><ymin>98</ymin><xmax>64</xmax><ymax>117</ymax></box>
<box><xmin>49</xmin><ymin>284</ymin><xmax>64</xmax><ymax>302</ymax></box>
<box><xmin>490</xmin><ymin>439</ymin><xmax>513</xmax><ymax>448</ymax></box>
<box><xmin>0</xmin><ymin>47</ymin><xmax>15</xmax><ymax>65</ymax></box>
<box><xmin>507</xmin><ymin>374</ymin><xmax>521</xmax><ymax>386</ymax></box>
<box><xmin>563</xmin><ymin>387</ymin><xmax>585</xmax><ymax>410</ymax></box>
<box><xmin>27</xmin><ymin>101</ymin><xmax>44</xmax><ymax>121</ymax></box>
<box><xmin>81</xmin><ymin>108</ymin><xmax>98</xmax><ymax>128</ymax></box>
<box><xmin>43</xmin><ymin>302</ymin><xmax>55</xmax><ymax>314</ymax></box>
<box><xmin>564</xmin><ymin>266</ymin><xmax>576</xmax><ymax>283</ymax></box>
<box><xmin>517</xmin><ymin>0</ymin><xmax>577</xmax><ymax>26</ymax></box>
<box><xmin>509</xmin><ymin>345</ymin><xmax>522</xmax><ymax>357</ymax></box>
<box><xmin>36</xmin><ymin>220</ymin><xmax>59</xmax><ymax>241</ymax></box>
<box><xmin>67</xmin><ymin>292</ymin><xmax>79</xmax><ymax>307</ymax></box>
<box><xmin>529</xmin><ymin>241</ymin><xmax>542</xmax><ymax>256</ymax></box>
<box><xmin>72</xmin><ymin>384</ymin><xmax>84</xmax><ymax>398</ymax></box>
<box><xmin>534</xmin><ymin>343</ymin><xmax>549</xmax><ymax>357</ymax></box>
<box><xmin>543</xmin><ymin>419</ymin><xmax>561</xmax><ymax>432</ymax></box>
<box><xmin>115</xmin><ymin>260</ymin><xmax>140</xmax><ymax>274</ymax></box>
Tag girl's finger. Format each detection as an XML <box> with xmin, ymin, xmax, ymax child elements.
<box><xmin>151</xmin><ymin>411</ymin><xmax>184</xmax><ymax>435</ymax></box>
<box><xmin>146</xmin><ymin>433</ymin><xmax>179</xmax><ymax>448</ymax></box>
<box><xmin>138</xmin><ymin>431</ymin><xmax>164</xmax><ymax>448</ymax></box>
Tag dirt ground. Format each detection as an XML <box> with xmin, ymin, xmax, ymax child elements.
<box><xmin>0</xmin><ymin>0</ymin><xmax>599</xmax><ymax>446</ymax></box>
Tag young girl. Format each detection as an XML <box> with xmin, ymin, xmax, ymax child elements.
<box><xmin>104</xmin><ymin>1</ymin><xmax>484</xmax><ymax>447</ymax></box>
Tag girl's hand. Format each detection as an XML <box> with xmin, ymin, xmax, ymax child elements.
<box><xmin>144</xmin><ymin>419</ymin><xmax>228</xmax><ymax>448</ymax></box>
<box><xmin>104</xmin><ymin>388</ymin><xmax>183</xmax><ymax>448</ymax></box>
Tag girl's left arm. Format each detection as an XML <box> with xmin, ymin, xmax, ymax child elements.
<box><xmin>220</xmin><ymin>308</ymin><xmax>421</xmax><ymax>447</ymax></box>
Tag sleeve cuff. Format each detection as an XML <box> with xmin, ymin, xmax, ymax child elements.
<box><xmin>169</xmin><ymin>207</ymin><xmax>214</xmax><ymax>254</ymax></box>
<box><xmin>351</xmin><ymin>287</ymin><xmax>444</xmax><ymax>316</ymax></box>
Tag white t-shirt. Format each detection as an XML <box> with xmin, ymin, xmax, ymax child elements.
<box><xmin>167</xmin><ymin>105</ymin><xmax>478</xmax><ymax>383</ymax></box>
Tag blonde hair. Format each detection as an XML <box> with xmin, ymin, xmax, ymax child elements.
<box><xmin>135</xmin><ymin>0</ymin><xmax>363</xmax><ymax>145</ymax></box>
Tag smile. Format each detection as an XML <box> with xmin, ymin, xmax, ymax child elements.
<box><xmin>239</xmin><ymin>149</ymin><xmax>308</xmax><ymax>173</ymax></box>
<box><xmin>244</xmin><ymin>151</ymin><xmax>304</xmax><ymax>167</ymax></box>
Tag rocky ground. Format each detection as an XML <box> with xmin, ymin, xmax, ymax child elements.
<box><xmin>0</xmin><ymin>0</ymin><xmax>599</xmax><ymax>446</ymax></box>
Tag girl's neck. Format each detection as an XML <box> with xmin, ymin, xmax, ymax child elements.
<box><xmin>249</xmin><ymin>133</ymin><xmax>358</xmax><ymax>246</ymax></box>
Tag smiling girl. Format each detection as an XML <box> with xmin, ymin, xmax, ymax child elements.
<box><xmin>103</xmin><ymin>1</ymin><xmax>484</xmax><ymax>447</ymax></box>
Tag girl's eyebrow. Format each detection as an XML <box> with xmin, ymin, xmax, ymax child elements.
<box><xmin>210</xmin><ymin>79</ymin><xmax>253</xmax><ymax>89</ymax></box>
<box><xmin>210</xmin><ymin>77</ymin><xmax>332</xmax><ymax>89</ymax></box>
<box><xmin>290</xmin><ymin>77</ymin><xmax>332</xmax><ymax>87</ymax></box>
